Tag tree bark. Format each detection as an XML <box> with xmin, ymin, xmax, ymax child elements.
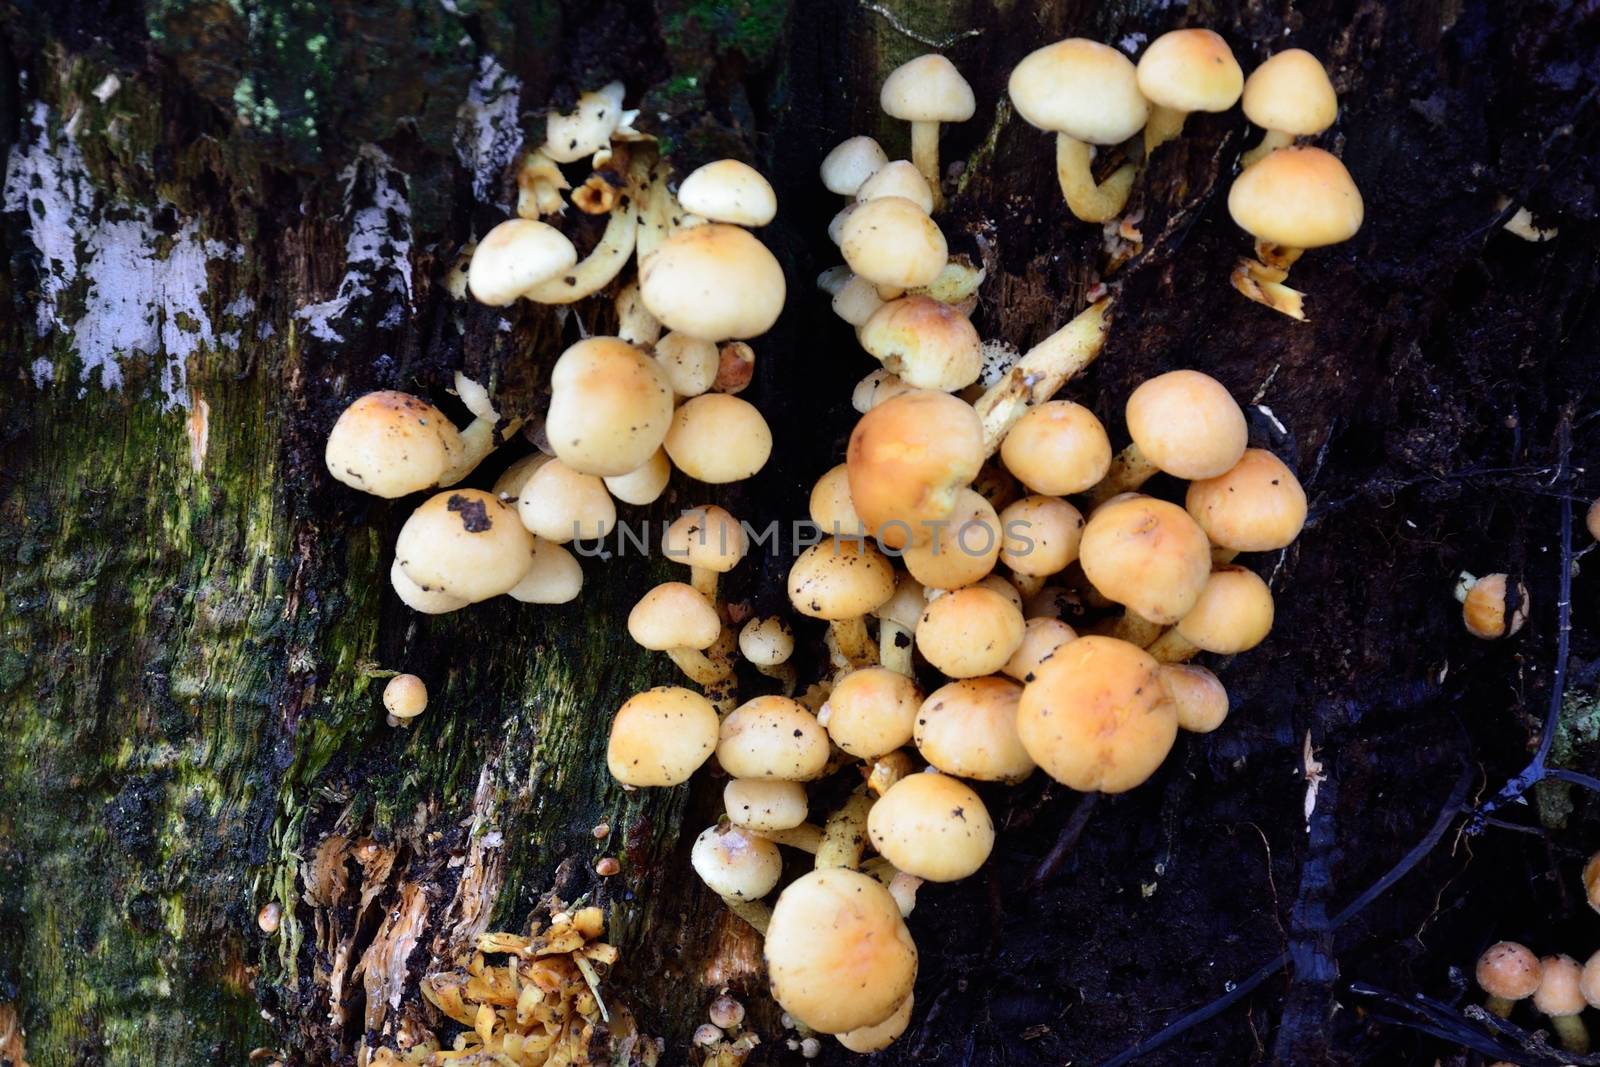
<box><xmin>2</xmin><ymin>2</ymin><xmax>1597</xmax><ymax>1066</ymax></box>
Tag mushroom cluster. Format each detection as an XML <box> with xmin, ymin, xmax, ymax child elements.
<box><xmin>1475</xmin><ymin>940</ymin><xmax>1600</xmax><ymax>1053</ymax></box>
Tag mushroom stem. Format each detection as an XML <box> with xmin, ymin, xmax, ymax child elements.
<box><xmin>704</xmin><ymin>674</ymin><xmax>739</xmax><ymax>715</ymax></box>
<box><xmin>719</xmin><ymin>895</ymin><xmax>771</xmax><ymax>936</ymax></box>
<box><xmin>910</xmin><ymin>120</ymin><xmax>944</xmax><ymax>212</ymax></box>
<box><xmin>689</xmin><ymin>567</ymin><xmax>720</xmax><ymax>602</ymax></box>
<box><xmin>1089</xmin><ymin>442</ymin><xmax>1160</xmax><ymax>504</ymax></box>
<box><xmin>1230</xmin><ymin>259</ymin><xmax>1306</xmax><ymax>320</ymax></box>
<box><xmin>1110</xmin><ymin>612</ymin><xmax>1164</xmax><ymax>648</ymax></box>
<box><xmin>439</xmin><ymin>416</ymin><xmax>525</xmax><ymax>487</ymax></box>
<box><xmin>1483</xmin><ymin>995</ymin><xmax>1516</xmax><ymax>1018</ymax></box>
<box><xmin>1454</xmin><ymin>572</ymin><xmax>1480</xmax><ymax>603</ymax></box>
<box><xmin>976</xmin><ymin>297</ymin><xmax>1111</xmax><ymax>455</ymax></box>
<box><xmin>614</xmin><ymin>280</ymin><xmax>661</xmax><ymax>346</ymax></box>
<box><xmin>1143</xmin><ymin>105</ymin><xmax>1190</xmax><ymax>154</ymax></box>
<box><xmin>1146</xmin><ymin>628</ymin><xmax>1200</xmax><ymax>664</ymax></box>
<box><xmin>887</xmin><ymin>871</ymin><xmax>924</xmax><ymax>917</ymax></box>
<box><xmin>1240</xmin><ymin>128</ymin><xmax>1294</xmax><ymax>169</ymax></box>
<box><xmin>637</xmin><ymin>162</ymin><xmax>690</xmax><ymax>264</ymax></box>
<box><xmin>1551</xmin><ymin>1014</ymin><xmax>1590</xmax><ymax>1054</ymax></box>
<box><xmin>1211</xmin><ymin>545</ymin><xmax>1241</xmax><ymax>567</ymax></box>
<box><xmin>831</xmin><ymin>617</ymin><xmax>878</xmax><ymax>669</ymax></box>
<box><xmin>815</xmin><ymin>788</ymin><xmax>875</xmax><ymax>870</ymax></box>
<box><xmin>867</xmin><ymin>751</ymin><xmax>915</xmax><ymax>796</ymax></box>
<box><xmin>1254</xmin><ymin>240</ymin><xmax>1305</xmax><ymax>273</ymax></box>
<box><xmin>878</xmin><ymin>618</ymin><xmax>914</xmax><ymax>676</ymax></box>
<box><xmin>1055</xmin><ymin>133</ymin><xmax>1137</xmax><ymax>224</ymax></box>
<box><xmin>861</xmin><ymin>856</ymin><xmax>898</xmax><ymax>884</ymax></box>
<box><xmin>523</xmin><ymin>151</ymin><xmax>647</xmax><ymax>304</ymax></box>
<box><xmin>667</xmin><ymin>647</ymin><xmax>734</xmax><ymax>686</ymax></box>
<box><xmin>755</xmin><ymin>661</ymin><xmax>798</xmax><ymax>695</ymax></box>
<box><xmin>1010</xmin><ymin>572</ymin><xmax>1047</xmax><ymax>600</ymax></box>
<box><xmin>761</xmin><ymin>823</ymin><xmax>824</xmax><ymax>853</ymax></box>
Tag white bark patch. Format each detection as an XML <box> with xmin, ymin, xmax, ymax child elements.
<box><xmin>455</xmin><ymin>55</ymin><xmax>524</xmax><ymax>202</ymax></box>
<box><xmin>4</xmin><ymin>101</ymin><xmax>238</xmax><ymax>408</ymax></box>
<box><xmin>294</xmin><ymin>144</ymin><xmax>414</xmax><ymax>342</ymax></box>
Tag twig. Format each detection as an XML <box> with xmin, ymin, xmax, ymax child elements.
<box><xmin>1029</xmin><ymin>793</ymin><xmax>1099</xmax><ymax>886</ymax></box>
<box><xmin>1345</xmin><ymin>982</ymin><xmax>1600</xmax><ymax>1065</ymax></box>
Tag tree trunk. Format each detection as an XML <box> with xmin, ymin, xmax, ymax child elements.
<box><xmin>2</xmin><ymin>2</ymin><xmax>1596</xmax><ymax>1066</ymax></box>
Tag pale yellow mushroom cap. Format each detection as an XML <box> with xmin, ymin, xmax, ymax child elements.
<box><xmin>999</xmin><ymin>495</ymin><xmax>1084</xmax><ymax>578</ymax></box>
<box><xmin>847</xmin><ymin>390</ymin><xmax>984</xmax><ymax>549</ymax></box>
<box><xmin>1159</xmin><ymin>663</ymin><xmax>1230</xmax><ymax>733</ymax></box>
<box><xmin>837</xmin><ymin>993</ymin><xmax>913</xmax><ymax>1053</ymax></box>
<box><xmin>810</xmin><ymin>463</ymin><xmax>867</xmax><ymax>535</ymax></box>
<box><xmin>389</xmin><ymin>558</ymin><xmax>469</xmax><ymax>615</ymax></box>
<box><xmin>1002</xmin><ymin>617</ymin><xmax>1077</xmax><ymax>683</ymax></box>
<box><xmin>1186</xmin><ymin>448</ymin><xmax>1308</xmax><ymax>552</ymax></box>
<box><xmin>653</xmin><ymin>332</ymin><xmax>720</xmax><ymax>398</ymax></box>
<box><xmin>665</xmin><ymin>505</ymin><xmax>748</xmax><ymax>574</ymax></box>
<box><xmin>855</xmin><ymin>160</ymin><xmax>935</xmax><ymax>214</ymax></box>
<box><xmin>1476</xmin><ymin>942</ymin><xmax>1543</xmax><ymax>1002</ymax></box>
<box><xmin>1136</xmin><ymin>29</ymin><xmax>1243</xmax><ymax>113</ymax></box>
<box><xmin>717</xmin><ymin>695</ymin><xmax>830</xmax><ymax>781</ymax></box>
<box><xmin>546</xmin><ymin>337</ymin><xmax>674</xmax><ymax>477</ymax></box>
<box><xmin>852</xmin><ymin>367</ymin><xmax>917</xmax><ymax>413</ymax></box>
<box><xmin>868</xmin><ymin>771</ymin><xmax>994</xmax><ymax>882</ymax></box>
<box><xmin>724</xmin><ymin>778</ymin><xmax>808</xmax><ymax>832</ymax></box>
<box><xmin>881</xmin><ymin>54</ymin><xmax>976</xmax><ymax>123</ymax></box>
<box><xmin>606</xmin><ymin>685</ymin><xmax>720</xmax><ymax>786</ymax></box>
<box><xmin>691</xmin><ymin>824</ymin><xmax>783</xmax><ymax>900</ymax></box>
<box><xmin>506</xmin><ymin>537</ymin><xmax>584</xmax><ymax>604</ymax></box>
<box><xmin>467</xmin><ymin>219</ymin><xmax>579</xmax><ymax>306</ymax></box>
<box><xmin>639</xmin><ymin>223</ymin><xmax>786</xmax><ymax>341</ymax></box>
<box><xmin>517</xmin><ymin>459</ymin><xmax>617</xmax><ymax>543</ymax></box>
<box><xmin>1534</xmin><ymin>955</ymin><xmax>1587</xmax><ymax>1017</ymax></box>
<box><xmin>1125</xmin><ymin>370</ymin><xmax>1249</xmax><ymax>480</ymax></box>
<box><xmin>1000</xmin><ymin>400</ymin><xmax>1113</xmax><ymax>496</ymax></box>
<box><xmin>627</xmin><ymin>582</ymin><xmax>721</xmax><ymax>651</ymax></box>
<box><xmin>677</xmin><ymin>159</ymin><xmax>778</xmax><ymax>227</ymax></box>
<box><xmin>820</xmin><ymin>136</ymin><xmax>889</xmax><ymax>196</ymax></box>
<box><xmin>325</xmin><ymin>391</ymin><xmax>464</xmax><ymax>498</ymax></box>
<box><xmin>765</xmin><ymin>868</ymin><xmax>918</xmax><ymax>1034</ymax></box>
<box><xmin>1177</xmin><ymin>565</ymin><xmax>1275</xmax><ymax>654</ymax></box>
<box><xmin>383</xmin><ymin>674</ymin><xmax>428</xmax><ymax>719</ymax></box>
<box><xmin>1017</xmin><ymin>635</ymin><xmax>1178</xmax><ymax>793</ymax></box>
<box><xmin>859</xmin><ymin>295</ymin><xmax>983</xmax><ymax>392</ymax></box>
<box><xmin>787</xmin><ymin>537</ymin><xmax>896</xmax><ymax>620</ymax></box>
<box><xmin>664</xmin><ymin>394</ymin><xmax>773</xmax><ymax>483</ymax></box>
<box><xmin>1080</xmin><ymin>494</ymin><xmax>1212</xmax><ymax>625</ymax></box>
<box><xmin>840</xmin><ymin>197</ymin><xmax>948</xmax><ymax>289</ymax></box>
<box><xmin>1241</xmin><ymin>49</ymin><xmax>1338</xmax><ymax>136</ymax></box>
<box><xmin>916</xmin><ymin>586</ymin><xmax>1025</xmax><ymax>678</ymax></box>
<box><xmin>825</xmin><ymin>666</ymin><xmax>923</xmax><ymax>759</ymax></box>
<box><xmin>396</xmin><ymin>489</ymin><xmax>535</xmax><ymax>603</ymax></box>
<box><xmin>603</xmin><ymin>448</ymin><xmax>672</xmax><ymax>506</ymax></box>
<box><xmin>1580</xmin><ymin>950</ymin><xmax>1600</xmax><ymax>1009</ymax></box>
<box><xmin>543</xmin><ymin>82</ymin><xmax>626</xmax><ymax>163</ymax></box>
<box><xmin>902</xmin><ymin>488</ymin><xmax>1001</xmax><ymax>591</ymax></box>
<box><xmin>1462</xmin><ymin>574</ymin><xmax>1529</xmax><ymax>640</ymax></box>
<box><xmin>1009</xmin><ymin>38</ymin><xmax>1149</xmax><ymax>144</ymax></box>
<box><xmin>738</xmin><ymin>616</ymin><xmax>795</xmax><ymax>667</ymax></box>
<box><xmin>915</xmin><ymin>676</ymin><xmax>1035</xmax><ymax>782</ymax></box>
<box><xmin>832</xmin><ymin>271</ymin><xmax>888</xmax><ymax>327</ymax></box>
<box><xmin>1229</xmin><ymin>146</ymin><xmax>1363</xmax><ymax>248</ymax></box>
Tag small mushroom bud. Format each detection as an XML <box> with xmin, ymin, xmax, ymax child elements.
<box><xmin>848</xmin><ymin>390</ymin><xmax>984</xmax><ymax>549</ymax></box>
<box><xmin>676</xmin><ymin>159</ymin><xmax>777</xmax><ymax>227</ymax></box>
<box><xmin>1080</xmin><ymin>495</ymin><xmax>1212</xmax><ymax>626</ymax></box>
<box><xmin>856</xmin><ymin>160</ymin><xmax>935</xmax><ymax>214</ymax></box>
<box><xmin>1457</xmin><ymin>573</ymin><xmax>1529</xmax><ymax>639</ymax></box>
<box><xmin>545</xmin><ymin>337</ymin><xmax>674</xmax><ymax>477</ymax></box>
<box><xmin>916</xmin><ymin>586</ymin><xmax>1025</xmax><ymax>679</ymax></box>
<box><xmin>859</xmin><ymin>296</ymin><xmax>983</xmax><ymax>392</ymax></box>
<box><xmin>725</xmin><ymin>779</ymin><xmax>809</xmax><ymax>833</ymax></box>
<box><xmin>765</xmin><ymin>868</ymin><xmax>918</xmax><ymax>1034</ymax></box>
<box><xmin>999</xmin><ymin>400</ymin><xmax>1112</xmax><ymax>496</ymax></box>
<box><xmin>1584</xmin><ymin>851</ymin><xmax>1600</xmax><ymax>912</ymax></box>
<box><xmin>840</xmin><ymin>197</ymin><xmax>948</xmax><ymax>290</ymax></box>
<box><xmin>714</xmin><ymin>342</ymin><xmax>755</xmax><ymax>394</ymax></box>
<box><xmin>837</xmin><ymin>992</ymin><xmax>913</xmax><ymax>1053</ymax></box>
<box><xmin>1159</xmin><ymin>663</ymin><xmax>1230</xmax><ymax>733</ymax></box>
<box><xmin>664</xmin><ymin>394</ymin><xmax>773</xmax><ymax>484</ymax></box>
<box><xmin>820</xmin><ymin>136</ymin><xmax>889</xmax><ymax>197</ymax></box>
<box><xmin>516</xmin><ymin>459</ymin><xmax>617</xmax><ymax>543</ymax></box>
<box><xmin>383</xmin><ymin>674</ymin><xmax>428</xmax><ymax>720</ymax></box>
<box><xmin>868</xmin><ymin>771</ymin><xmax>994</xmax><ymax>882</ymax></box>
<box><xmin>1586</xmin><ymin>498</ymin><xmax>1600</xmax><ymax>541</ymax></box>
<box><xmin>693</xmin><ymin>1023</ymin><xmax>723</xmax><ymax>1047</ymax></box>
<box><xmin>851</xmin><ymin>367</ymin><xmax>916</xmax><ymax>413</ymax></box>
<box><xmin>829</xmin><ymin>271</ymin><xmax>888</xmax><ymax>327</ymax></box>
<box><xmin>709</xmin><ymin>995</ymin><xmax>746</xmax><ymax>1030</ymax></box>
<box><xmin>1092</xmin><ymin>370</ymin><xmax>1249</xmax><ymax>502</ymax></box>
<box><xmin>1581</xmin><ymin>950</ymin><xmax>1600</xmax><ymax>1010</ymax></box>
<box><xmin>880</xmin><ymin>54</ymin><xmax>974</xmax><ymax>211</ymax></box>
<box><xmin>1534</xmin><ymin>954</ymin><xmax>1590</xmax><ymax>1053</ymax></box>
<box><xmin>718</xmin><ymin>695</ymin><xmax>831</xmax><ymax>781</ymax></box>
<box><xmin>639</xmin><ymin>223</ymin><xmax>785</xmax><ymax>341</ymax></box>
<box><xmin>692</xmin><ymin>823</ymin><xmax>783</xmax><ymax>901</ymax></box>
<box><xmin>1186</xmin><ymin>449</ymin><xmax>1308</xmax><ymax>557</ymax></box>
<box><xmin>653</xmin><ymin>332</ymin><xmax>720</xmax><ymax>398</ymax></box>
<box><xmin>324</xmin><ymin>391</ymin><xmax>468</xmax><ymax>499</ymax></box>
<box><xmin>1146</xmin><ymin>565</ymin><xmax>1276</xmax><ymax>662</ymax></box>
<box><xmin>665</xmin><ymin>506</ymin><xmax>748</xmax><ymax>601</ymax></box>
<box><xmin>1476</xmin><ymin>940</ymin><xmax>1543</xmax><ymax>1017</ymax></box>
<box><xmin>825</xmin><ymin>667</ymin><xmax>923</xmax><ymax>759</ymax></box>
<box><xmin>902</xmin><ymin>488</ymin><xmax>1001</xmax><ymax>591</ymax></box>
<box><xmin>627</xmin><ymin>582</ymin><xmax>730</xmax><ymax>685</ymax></box>
<box><xmin>915</xmin><ymin>676</ymin><xmax>1035</xmax><ymax>783</ymax></box>
<box><xmin>1239</xmin><ymin>50</ymin><xmax>1338</xmax><ymax>168</ymax></box>
<box><xmin>999</xmin><ymin>494</ymin><xmax>1084</xmax><ymax>597</ymax></box>
<box><xmin>606</xmin><ymin>685</ymin><xmax>720</xmax><ymax>787</ymax></box>
<box><xmin>1002</xmin><ymin>616</ymin><xmax>1077</xmax><ymax>683</ymax></box>
<box><xmin>395</xmin><ymin>490</ymin><xmax>535</xmax><ymax>603</ymax></box>
<box><xmin>505</xmin><ymin>537</ymin><xmax>583</xmax><ymax>605</ymax></box>
<box><xmin>466</xmin><ymin>219</ymin><xmax>579</xmax><ymax>306</ymax></box>
<box><xmin>787</xmin><ymin>537</ymin><xmax>897</xmax><ymax>668</ymax></box>
<box><xmin>1136</xmin><ymin>29</ymin><xmax>1243</xmax><ymax>152</ymax></box>
<box><xmin>257</xmin><ymin>901</ymin><xmax>282</xmax><ymax>934</ymax></box>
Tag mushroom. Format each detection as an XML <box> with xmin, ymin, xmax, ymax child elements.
<box><xmin>822</xmin><ymin>666</ymin><xmax>923</xmax><ymax>759</ymax></box>
<box><xmin>847</xmin><ymin>390</ymin><xmax>984</xmax><ymax>549</ymax></box>
<box><xmin>676</xmin><ymin>159</ymin><xmax>778</xmax><ymax>227</ymax></box>
<box><xmin>1008</xmin><ymin>38</ymin><xmax>1149</xmax><ymax>223</ymax></box>
<box><xmin>1002</xmin><ymin>617</ymin><xmax>1078</xmax><ymax>683</ymax></box>
<box><xmin>1017</xmin><ymin>635</ymin><xmax>1178</xmax><ymax>792</ymax></box>
<box><xmin>1534</xmin><ymin>954</ymin><xmax>1590</xmax><ymax>1052</ymax></box>
<box><xmin>837</xmin><ymin>992</ymin><xmax>913</xmax><ymax>1053</ymax></box>
<box><xmin>816</xmin><ymin>786</ymin><xmax>876</xmax><ymax>869</ymax></box>
<box><xmin>872</xmin><ymin>574</ymin><xmax>926</xmax><ymax>676</ymax></box>
<box><xmin>1136</xmin><ymin>29</ymin><xmax>1244</xmax><ymax>153</ymax></box>
<box><xmin>915</xmin><ymin>585</ymin><xmax>1025</xmax><ymax>679</ymax></box>
<box><xmin>1239</xmin><ymin>49</ymin><xmax>1338</xmax><ymax>168</ymax></box>
<box><xmin>880</xmin><ymin>54</ymin><xmax>975</xmax><ymax>211</ymax></box>
<box><xmin>851</xmin><ymin>367</ymin><xmax>917</xmax><ymax>412</ymax></box>
<box><xmin>664</xmin><ymin>506</ymin><xmax>748</xmax><ymax>600</ymax></box>
<box><xmin>614</xmin><ymin>280</ymin><xmax>661</xmax><ymax>346</ymax></box>
<box><xmin>545</xmin><ymin>337</ymin><xmax>674</xmax><ymax>477</ymax></box>
<box><xmin>1186</xmin><ymin>448</ymin><xmax>1308</xmax><ymax>560</ymax></box>
<box><xmin>856</xmin><ymin>160</ymin><xmax>936</xmax><ymax>214</ymax></box>
<box><xmin>915</xmin><ymin>676</ymin><xmax>1035</xmax><ymax>782</ymax></box>
<box><xmin>506</xmin><ymin>537</ymin><xmax>584</xmax><ymax>605</ymax></box>
<box><xmin>714</xmin><ymin>341</ymin><xmax>755</xmax><ymax>394</ymax></box>
<box><xmin>1585</xmin><ymin>851</ymin><xmax>1600</xmax><ymax>912</ymax></box>
<box><xmin>1587</xmin><ymin>497</ymin><xmax>1600</xmax><ymax>542</ymax></box>
<box><xmin>516</xmin><ymin>458</ymin><xmax>617</xmax><ymax>543</ymax></box>
<box><xmin>825</xmin><ymin>269</ymin><xmax>888</xmax><ymax>327</ymax></box>
<box><xmin>739</xmin><ymin>615</ymin><xmax>797</xmax><ymax>693</ymax></box>
<box><xmin>395</xmin><ymin>489</ymin><xmax>535</xmax><ymax>603</ymax></box>
<box><xmin>1581</xmin><ymin>950</ymin><xmax>1600</xmax><ymax>1011</ymax></box>
<box><xmin>839</xmin><ymin>196</ymin><xmax>948</xmax><ymax>290</ymax></box>
<box><xmin>664</xmin><ymin>394</ymin><xmax>773</xmax><ymax>483</ymax></box>
<box><xmin>1146</xmin><ymin>565</ymin><xmax>1276</xmax><ymax>662</ymax></box>
<box><xmin>603</xmin><ymin>448</ymin><xmax>673</xmax><ymax>506</ymax></box>
<box><xmin>639</xmin><ymin>223</ymin><xmax>786</xmax><ymax>341</ymax></box>
<box><xmin>868</xmin><ymin>771</ymin><xmax>994</xmax><ymax>882</ymax></box>
<box><xmin>810</xmin><ymin>463</ymin><xmax>867</xmax><ymax>537</ymax></box>
<box><xmin>1457</xmin><ymin>573</ymin><xmax>1529</xmax><ymax>640</ymax></box>
<box><xmin>902</xmin><ymin>488</ymin><xmax>1001</xmax><ymax>591</ymax></box>
<box><xmin>820</xmin><ymin>136</ymin><xmax>890</xmax><ymax>197</ymax></box>
<box><xmin>325</xmin><ymin>390</ymin><xmax>506</xmax><ymax>498</ymax></box>
<box><xmin>725</xmin><ymin>778</ymin><xmax>809</xmax><ymax>833</ymax></box>
<box><xmin>606</xmin><ymin>685</ymin><xmax>720</xmax><ymax>786</ymax></box>
<box><xmin>524</xmin><ymin>150</ymin><xmax>649</xmax><ymax>303</ymax></box>
<box><xmin>516</xmin><ymin>147</ymin><xmax>569</xmax><ymax>218</ymax></box>
<box><xmin>717</xmin><ymin>695</ymin><xmax>831</xmax><ymax>781</ymax></box>
<box><xmin>999</xmin><ymin>399</ymin><xmax>1113</xmax><ymax>496</ymax></box>
<box><xmin>1092</xmin><ymin>370</ymin><xmax>1249</xmax><ymax>502</ymax></box>
<box><xmin>974</xmin><ymin>298</ymin><xmax>1111</xmax><ymax>454</ymax></box>
<box><xmin>493</xmin><ymin>453</ymin><xmax>549</xmax><ymax>502</ymax></box>
<box><xmin>1476</xmin><ymin>941</ymin><xmax>1543</xmax><ymax>1017</ymax></box>
<box><xmin>999</xmin><ymin>494</ymin><xmax>1084</xmax><ymax>598</ymax></box>
<box><xmin>466</xmin><ymin>218</ymin><xmax>580</xmax><ymax>306</ymax></box>
<box><xmin>653</xmin><ymin>332</ymin><xmax>720</xmax><ymax>398</ymax></box>
<box><xmin>543</xmin><ymin>82</ymin><xmax>628</xmax><ymax>163</ymax></box>
<box><xmin>1228</xmin><ymin>146</ymin><xmax>1363</xmax><ymax>320</ymax></box>
<box><xmin>787</xmin><ymin>537</ymin><xmax>897</xmax><ymax>667</ymax></box>
<box><xmin>1079</xmin><ymin>494</ymin><xmax>1212</xmax><ymax>628</ymax></box>
<box><xmin>627</xmin><ymin>582</ymin><xmax>730</xmax><ymax>685</ymax></box>
<box><xmin>692</xmin><ymin>823</ymin><xmax>784</xmax><ymax>901</ymax></box>
<box><xmin>858</xmin><ymin>296</ymin><xmax>983</xmax><ymax>392</ymax></box>
<box><xmin>764</xmin><ymin>868</ymin><xmax>918</xmax><ymax>1034</ymax></box>
<box><xmin>383</xmin><ymin>674</ymin><xmax>428</xmax><ymax>720</ymax></box>
<box><xmin>1159</xmin><ymin>663</ymin><xmax>1230</xmax><ymax>733</ymax></box>
<box><xmin>389</xmin><ymin>558</ymin><xmax>468</xmax><ymax>615</ymax></box>
<box><xmin>866</xmin><ymin>750</ymin><xmax>916</xmax><ymax>796</ymax></box>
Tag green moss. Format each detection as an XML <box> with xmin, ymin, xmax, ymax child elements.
<box><xmin>659</xmin><ymin>0</ymin><xmax>791</xmax><ymax>63</ymax></box>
